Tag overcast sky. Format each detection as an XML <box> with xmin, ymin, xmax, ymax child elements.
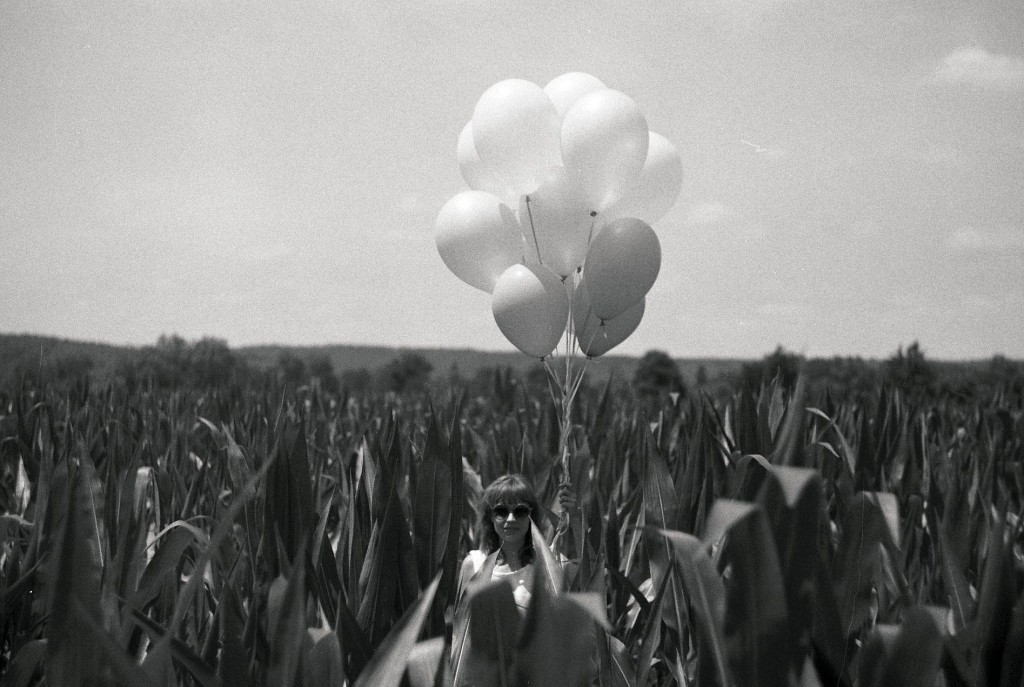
<box><xmin>2</xmin><ymin>0</ymin><xmax>1022</xmax><ymax>360</ymax></box>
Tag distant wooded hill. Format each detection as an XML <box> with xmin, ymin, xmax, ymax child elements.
<box><xmin>3</xmin><ymin>333</ymin><xmax>1017</xmax><ymax>402</ymax></box>
<box><xmin>0</xmin><ymin>333</ymin><xmax>745</xmax><ymax>387</ymax></box>
<box><xmin>236</xmin><ymin>343</ymin><xmax>745</xmax><ymax>387</ymax></box>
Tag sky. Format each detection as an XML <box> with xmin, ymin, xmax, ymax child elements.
<box><xmin>2</xmin><ymin>0</ymin><xmax>1023</xmax><ymax>360</ymax></box>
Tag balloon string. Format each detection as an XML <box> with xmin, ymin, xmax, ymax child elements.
<box><xmin>559</xmin><ymin>315</ymin><xmax>573</xmax><ymax>522</ymax></box>
<box><xmin>525</xmin><ymin>195</ymin><xmax>543</xmax><ymax>266</ymax></box>
<box><xmin>567</xmin><ymin>356</ymin><xmax>590</xmax><ymax>409</ymax></box>
<box><xmin>542</xmin><ymin>358</ymin><xmax>561</xmax><ymax>410</ymax></box>
<box><xmin>564</xmin><ymin>313</ymin><xmax>572</xmax><ymax>431</ymax></box>
<box><xmin>543</xmin><ymin>357</ymin><xmax>563</xmax><ymax>392</ymax></box>
<box><xmin>564</xmin><ymin>306</ymin><xmax>572</xmax><ymax>389</ymax></box>
<box><xmin>567</xmin><ymin>275</ymin><xmax>579</xmax><ymax>354</ymax></box>
<box><xmin>569</xmin><ymin>320</ymin><xmax>590</xmax><ymax>397</ymax></box>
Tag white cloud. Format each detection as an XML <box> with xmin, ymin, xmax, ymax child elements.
<box><xmin>932</xmin><ymin>47</ymin><xmax>1024</xmax><ymax>91</ymax></box>
<box><xmin>944</xmin><ymin>226</ymin><xmax>1024</xmax><ymax>252</ymax></box>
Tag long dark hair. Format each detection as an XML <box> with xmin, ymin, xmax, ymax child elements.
<box><xmin>477</xmin><ymin>474</ymin><xmax>541</xmax><ymax>563</ymax></box>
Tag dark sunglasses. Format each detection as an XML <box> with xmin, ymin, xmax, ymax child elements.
<box><xmin>492</xmin><ymin>504</ymin><xmax>531</xmax><ymax>519</ymax></box>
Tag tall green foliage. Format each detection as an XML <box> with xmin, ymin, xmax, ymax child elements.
<box><xmin>0</xmin><ymin>372</ymin><xmax>1020</xmax><ymax>686</ymax></box>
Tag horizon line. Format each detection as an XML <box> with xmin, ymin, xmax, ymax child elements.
<box><xmin>2</xmin><ymin>331</ymin><xmax>1018</xmax><ymax>364</ymax></box>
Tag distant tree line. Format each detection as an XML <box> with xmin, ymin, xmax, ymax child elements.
<box><xmin>734</xmin><ymin>341</ymin><xmax>1024</xmax><ymax>402</ymax></box>
<box><xmin>106</xmin><ymin>339</ymin><xmax>444</xmax><ymax>397</ymax></box>
<box><xmin>2</xmin><ymin>334</ymin><xmax>1021</xmax><ymax>406</ymax></box>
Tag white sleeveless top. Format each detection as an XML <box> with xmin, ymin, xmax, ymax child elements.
<box><xmin>466</xmin><ymin>549</ymin><xmax>533</xmax><ymax>612</ymax></box>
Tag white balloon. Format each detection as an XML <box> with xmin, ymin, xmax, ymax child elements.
<box><xmin>472</xmin><ymin>79</ymin><xmax>562</xmax><ymax>196</ymax></box>
<box><xmin>492</xmin><ymin>263</ymin><xmax>569</xmax><ymax>358</ymax></box>
<box><xmin>457</xmin><ymin>121</ymin><xmax>518</xmax><ymax>203</ymax></box>
<box><xmin>561</xmin><ymin>89</ymin><xmax>649</xmax><ymax>212</ymax></box>
<box><xmin>604</xmin><ymin>132</ymin><xmax>683</xmax><ymax>224</ymax></box>
<box><xmin>543</xmin><ymin>72</ymin><xmax>607</xmax><ymax>118</ymax></box>
<box><xmin>435</xmin><ymin>191</ymin><xmax>524</xmax><ymax>293</ymax></box>
<box><xmin>518</xmin><ymin>169</ymin><xmax>595</xmax><ymax>279</ymax></box>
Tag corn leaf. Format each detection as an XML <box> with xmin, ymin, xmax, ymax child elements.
<box><xmin>641</xmin><ymin>426</ymin><xmax>686</xmax><ymax>632</ymax></box>
<box><xmin>466</xmin><ymin>580</ymin><xmax>521</xmax><ymax>685</ymax></box>
<box><xmin>770</xmin><ymin>374</ymin><xmax>807</xmax><ymax>467</ymax></box>
<box><xmin>598</xmin><ymin>634</ymin><xmax>634</xmax><ymax>687</ymax></box>
<box><xmin>127</xmin><ymin>522</ymin><xmax>201</xmax><ymax>618</ymax></box>
<box><xmin>340</xmin><ymin>466</ymin><xmax>372</xmax><ymax>600</ymax></box>
<box><xmin>217</xmin><ymin>585</ymin><xmax>252</xmax><ymax>687</ymax></box>
<box><xmin>806</xmin><ymin>407</ymin><xmax>857</xmax><ymax>478</ymax></box>
<box><xmin>757</xmin><ymin>466</ymin><xmax>823</xmax><ymax>674</ymax></box>
<box><xmin>658</xmin><ymin>528</ymin><xmax>731</xmax><ymax>687</ymax></box>
<box><xmin>642</xmin><ymin>423</ymin><xmax>679</xmax><ymax>531</ymax></box>
<box><xmin>634</xmin><ymin>562</ymin><xmax>670</xmax><ymax>687</ymax></box>
<box><xmin>128</xmin><ymin>608</ymin><xmax>221</xmax><ymax>687</ymax></box>
<box><xmin>865</xmin><ymin>491</ymin><xmax>900</xmax><ymax>550</ymax></box>
<box><xmin>266</xmin><ymin>543</ymin><xmax>308</xmax><ymax>687</ymax></box>
<box><xmin>927</xmin><ymin>499</ymin><xmax>975</xmax><ymax>632</ymax></box>
<box><xmin>809</xmin><ymin>545</ymin><xmax>851</xmax><ymax>687</ymax></box>
<box><xmin>530</xmin><ymin>521</ymin><xmax>565</xmax><ymax>594</ymax></box>
<box><xmin>357</xmin><ymin>443</ymin><xmax>419</xmax><ymax>646</ymax></box>
<box><xmin>516</xmin><ymin>592</ymin><xmax>601</xmax><ymax>687</ymax></box>
<box><xmin>730</xmin><ymin>453</ymin><xmax>772</xmax><ymax>501</ymax></box>
<box><xmin>450</xmin><ymin>552</ymin><xmax>497</xmax><ymax>687</ymax></box>
<box><xmin>155</xmin><ymin>450</ymin><xmax>274</xmax><ymax>659</ymax></box>
<box><xmin>407</xmin><ymin>637</ymin><xmax>447</xmax><ymax>687</ymax></box>
<box><xmin>858</xmin><ymin>607</ymin><xmax>943</xmax><ymax>687</ymax></box>
<box><xmin>3</xmin><ymin>638</ymin><xmax>47</xmax><ymax>687</ymax></box>
<box><xmin>44</xmin><ymin>460</ymin><xmax>105</xmax><ymax>687</ymax></box>
<box><xmin>334</xmin><ymin>582</ymin><xmax>374</xmax><ymax>678</ymax></box>
<box><xmin>734</xmin><ymin>383</ymin><xmax>762</xmax><ymax>456</ymax></box>
<box><xmin>353</xmin><ymin>573</ymin><xmax>440</xmax><ymax>687</ymax></box>
<box><xmin>832</xmin><ymin>492</ymin><xmax>890</xmax><ymax>635</ymax></box>
<box><xmin>974</xmin><ymin>520</ymin><xmax>1017</xmax><ymax>687</ymax></box>
<box><xmin>999</xmin><ymin>593</ymin><xmax>1024</xmax><ymax>687</ymax></box>
<box><xmin>703</xmin><ymin>499</ymin><xmax>788</xmax><ymax>687</ymax></box>
<box><xmin>74</xmin><ymin>599</ymin><xmax>163</xmax><ymax>687</ymax></box>
<box><xmin>303</xmin><ymin>628</ymin><xmax>346</xmax><ymax>687</ymax></box>
<box><xmin>413</xmin><ymin>409</ymin><xmax>451</xmax><ymax>585</ymax></box>
<box><xmin>263</xmin><ymin>418</ymin><xmax>315</xmax><ymax>577</ymax></box>
<box><xmin>440</xmin><ymin>431</ymin><xmax>466</xmax><ymax>610</ymax></box>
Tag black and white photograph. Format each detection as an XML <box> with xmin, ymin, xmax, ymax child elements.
<box><xmin>2</xmin><ymin>1</ymin><xmax>1022</xmax><ymax>685</ymax></box>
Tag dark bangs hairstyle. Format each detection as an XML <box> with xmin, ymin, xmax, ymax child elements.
<box><xmin>478</xmin><ymin>474</ymin><xmax>541</xmax><ymax>562</ymax></box>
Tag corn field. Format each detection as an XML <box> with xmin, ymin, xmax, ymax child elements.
<box><xmin>0</xmin><ymin>374</ymin><xmax>1021</xmax><ymax>686</ymax></box>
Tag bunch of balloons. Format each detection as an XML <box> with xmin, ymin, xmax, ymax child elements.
<box><xmin>435</xmin><ymin>72</ymin><xmax>682</xmax><ymax>360</ymax></box>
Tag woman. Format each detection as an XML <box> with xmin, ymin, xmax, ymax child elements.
<box><xmin>456</xmin><ymin>473</ymin><xmax>545</xmax><ymax>613</ymax></box>
<box><xmin>451</xmin><ymin>474</ymin><xmax>579</xmax><ymax>686</ymax></box>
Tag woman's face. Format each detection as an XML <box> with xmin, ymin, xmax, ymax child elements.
<box><xmin>491</xmin><ymin>502</ymin><xmax>531</xmax><ymax>547</ymax></box>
